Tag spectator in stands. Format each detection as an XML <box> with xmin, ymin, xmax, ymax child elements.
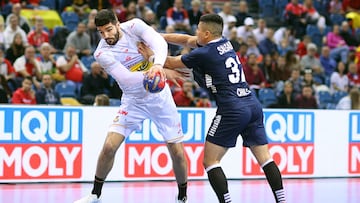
<box><xmin>340</xmin><ymin>21</ymin><xmax>359</xmax><ymax>47</ymax></box>
<box><xmin>27</xmin><ymin>16</ymin><xmax>49</xmax><ymax>52</ymax></box>
<box><xmin>273</xmin><ymin>55</ymin><xmax>292</xmax><ymax>89</ymax></box>
<box><xmin>88</xmin><ymin>0</ymin><xmax>111</xmax><ymax>11</ymax></box>
<box><xmin>236</xmin><ymin>17</ymin><xmax>255</xmax><ymax>43</ymax></box>
<box><xmin>222</xmin><ymin>16</ymin><xmax>237</xmax><ymax>40</ymax></box>
<box><xmin>253</xmin><ymin>18</ymin><xmax>268</xmax><ymax>43</ymax></box>
<box><xmin>64</xmin><ymin>22</ymin><xmax>92</xmax><ymax>58</ymax></box>
<box><xmin>195</xmin><ymin>91</ymin><xmax>211</xmax><ymax>108</ymax></box>
<box><xmin>274</xmin><ymin>26</ymin><xmax>297</xmax><ymax>51</ymax></box>
<box><xmin>136</xmin><ymin>0</ymin><xmax>152</xmax><ymax>20</ymax></box>
<box><xmin>155</xmin><ymin>0</ymin><xmax>173</xmax><ymax>20</ymax></box>
<box><xmin>326</xmin><ymin>24</ymin><xmax>350</xmax><ymax>64</ymax></box>
<box><xmin>13</xmin><ymin>45</ymin><xmax>41</xmax><ymax>89</ymax></box>
<box><xmin>83</xmin><ymin>9</ymin><xmax>97</xmax><ymax>25</ymax></box>
<box><xmin>56</xmin><ymin>44</ymin><xmax>87</xmax><ymax>83</ymax></box>
<box><xmin>203</xmin><ymin>1</ymin><xmax>216</xmax><ymax>15</ymax></box>
<box><xmin>0</xmin><ymin>48</ymin><xmax>16</xmax><ymax>91</ymax></box>
<box><xmin>72</xmin><ymin>0</ymin><xmax>90</xmax><ymax>22</ymax></box>
<box><xmin>301</xmin><ymin>68</ymin><xmax>315</xmax><ymax>87</ymax></box>
<box><xmin>3</xmin><ymin>15</ymin><xmax>27</xmax><ymax>50</ymax></box>
<box><xmin>218</xmin><ymin>2</ymin><xmax>235</xmax><ymax>28</ymax></box>
<box><xmin>94</xmin><ymin>93</ymin><xmax>110</xmax><ymax>106</ymax></box>
<box><xmin>288</xmin><ymin>68</ymin><xmax>303</xmax><ymax>96</ymax></box>
<box><xmin>296</xmin><ymin>35</ymin><xmax>311</xmax><ymax>59</ymax></box>
<box><xmin>164</xmin><ymin>25</ymin><xmax>181</xmax><ymax>56</ymax></box>
<box><xmin>320</xmin><ymin>45</ymin><xmax>337</xmax><ymax>78</ymax></box>
<box><xmin>295</xmin><ymin>85</ymin><xmax>318</xmax><ymax>109</ymax></box>
<box><xmin>284</xmin><ymin>0</ymin><xmax>307</xmax><ymax>38</ymax></box>
<box><xmin>173</xmin><ymin>79</ymin><xmax>196</xmax><ymax>107</ymax></box>
<box><xmin>35</xmin><ymin>73</ymin><xmax>61</xmax><ymax>105</ymax></box>
<box><xmin>11</xmin><ymin>76</ymin><xmax>36</xmax><ymax>104</ymax></box>
<box><xmin>80</xmin><ymin>61</ymin><xmax>110</xmax><ymax>105</ymax></box>
<box><xmin>118</xmin><ymin>1</ymin><xmax>137</xmax><ymax>22</ymax></box>
<box><xmin>285</xmin><ymin>50</ymin><xmax>301</xmax><ymax>70</ymax></box>
<box><xmin>5</xmin><ymin>32</ymin><xmax>25</xmax><ymax>64</ymax></box>
<box><xmin>330</xmin><ymin>61</ymin><xmax>349</xmax><ymax>94</ymax></box>
<box><xmin>336</xmin><ymin>87</ymin><xmax>360</xmax><ymax>110</ymax></box>
<box><xmin>347</xmin><ymin>62</ymin><xmax>360</xmax><ymax>88</ymax></box>
<box><xmin>0</xmin><ymin>15</ymin><xmax>5</xmax><ymax>50</ymax></box>
<box><xmin>187</xmin><ymin>0</ymin><xmax>202</xmax><ymax>34</ymax></box>
<box><xmin>258</xmin><ymin>29</ymin><xmax>277</xmax><ymax>56</ymax></box>
<box><xmin>143</xmin><ymin>10</ymin><xmax>157</xmax><ymax>30</ymax></box>
<box><xmin>300</xmin><ymin>43</ymin><xmax>323</xmax><ymax>74</ymax></box>
<box><xmin>235</xmin><ymin>0</ymin><xmax>251</xmax><ymax>27</ymax></box>
<box><xmin>342</xmin><ymin>0</ymin><xmax>360</xmax><ymax>12</ymax></box>
<box><xmin>303</xmin><ymin>0</ymin><xmax>326</xmax><ymax>31</ymax></box>
<box><xmin>276</xmin><ymin>80</ymin><xmax>297</xmax><ymax>108</ymax></box>
<box><xmin>244</xmin><ymin>53</ymin><xmax>266</xmax><ymax>93</ymax></box>
<box><xmin>277</xmin><ymin>38</ymin><xmax>293</xmax><ymax>57</ymax></box>
<box><xmin>87</xmin><ymin>19</ymin><xmax>101</xmax><ymax>52</ymax></box>
<box><xmin>329</xmin><ymin>0</ymin><xmax>344</xmax><ymax>15</ymax></box>
<box><xmin>36</xmin><ymin>42</ymin><xmax>57</xmax><ymax>76</ymax></box>
<box><xmin>237</xmin><ymin>42</ymin><xmax>248</xmax><ymax>66</ymax></box>
<box><xmin>166</xmin><ymin>0</ymin><xmax>191</xmax><ymax>33</ymax></box>
<box><xmin>5</xmin><ymin>3</ymin><xmax>30</xmax><ymax>33</ymax></box>
<box><xmin>246</xmin><ymin>35</ymin><xmax>261</xmax><ymax>57</ymax></box>
<box><xmin>0</xmin><ymin>74</ymin><xmax>11</xmax><ymax>103</ymax></box>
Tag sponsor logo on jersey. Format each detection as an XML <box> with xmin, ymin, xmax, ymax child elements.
<box><xmin>0</xmin><ymin>107</ymin><xmax>82</xmax><ymax>180</ymax></box>
<box><xmin>349</xmin><ymin>113</ymin><xmax>360</xmax><ymax>174</ymax></box>
<box><xmin>243</xmin><ymin>111</ymin><xmax>315</xmax><ymax>176</ymax></box>
<box><xmin>124</xmin><ymin>110</ymin><xmax>205</xmax><ymax>178</ymax></box>
<box><xmin>129</xmin><ymin>61</ymin><xmax>153</xmax><ymax>72</ymax></box>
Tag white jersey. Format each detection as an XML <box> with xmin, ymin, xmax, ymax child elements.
<box><xmin>93</xmin><ymin>18</ymin><xmax>168</xmax><ymax>100</ymax></box>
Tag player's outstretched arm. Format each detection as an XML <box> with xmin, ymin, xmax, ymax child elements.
<box><xmin>161</xmin><ymin>33</ymin><xmax>198</xmax><ymax>48</ymax></box>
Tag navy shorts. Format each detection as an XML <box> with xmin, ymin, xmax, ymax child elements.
<box><xmin>206</xmin><ymin>96</ymin><xmax>268</xmax><ymax>148</ymax></box>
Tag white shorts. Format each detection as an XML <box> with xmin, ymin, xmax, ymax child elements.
<box><xmin>108</xmin><ymin>85</ymin><xmax>184</xmax><ymax>143</ymax></box>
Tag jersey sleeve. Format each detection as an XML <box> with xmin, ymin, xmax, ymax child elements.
<box><xmin>94</xmin><ymin>49</ymin><xmax>144</xmax><ymax>87</ymax></box>
<box><xmin>180</xmin><ymin>49</ymin><xmax>202</xmax><ymax>69</ymax></box>
<box><xmin>127</xmin><ymin>18</ymin><xmax>168</xmax><ymax>66</ymax></box>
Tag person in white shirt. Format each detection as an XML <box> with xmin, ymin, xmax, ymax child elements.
<box><xmin>74</xmin><ymin>9</ymin><xmax>188</xmax><ymax>203</ymax></box>
<box><xmin>3</xmin><ymin>15</ymin><xmax>27</xmax><ymax>50</ymax></box>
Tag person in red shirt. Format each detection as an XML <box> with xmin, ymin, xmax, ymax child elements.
<box><xmin>27</xmin><ymin>16</ymin><xmax>49</xmax><ymax>52</ymax></box>
<box><xmin>296</xmin><ymin>35</ymin><xmax>311</xmax><ymax>59</ymax></box>
<box><xmin>295</xmin><ymin>85</ymin><xmax>318</xmax><ymax>109</ymax></box>
<box><xmin>0</xmin><ymin>49</ymin><xmax>16</xmax><ymax>86</ymax></box>
<box><xmin>173</xmin><ymin>79</ymin><xmax>196</xmax><ymax>107</ymax></box>
<box><xmin>56</xmin><ymin>44</ymin><xmax>87</xmax><ymax>83</ymax></box>
<box><xmin>347</xmin><ymin>62</ymin><xmax>360</xmax><ymax>88</ymax></box>
<box><xmin>11</xmin><ymin>76</ymin><xmax>36</xmax><ymax>104</ymax></box>
<box><xmin>285</xmin><ymin>0</ymin><xmax>307</xmax><ymax>38</ymax></box>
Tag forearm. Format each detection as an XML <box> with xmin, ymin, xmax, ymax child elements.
<box><xmin>142</xmin><ymin>28</ymin><xmax>168</xmax><ymax>66</ymax></box>
<box><xmin>161</xmin><ymin>33</ymin><xmax>198</xmax><ymax>48</ymax></box>
<box><xmin>164</xmin><ymin>55</ymin><xmax>186</xmax><ymax>69</ymax></box>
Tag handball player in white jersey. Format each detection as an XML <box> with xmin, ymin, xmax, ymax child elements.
<box><xmin>74</xmin><ymin>9</ymin><xmax>188</xmax><ymax>203</ymax></box>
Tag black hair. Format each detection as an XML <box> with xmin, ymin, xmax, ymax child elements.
<box><xmin>199</xmin><ymin>14</ymin><xmax>223</xmax><ymax>36</ymax></box>
<box><xmin>95</xmin><ymin>9</ymin><xmax>118</xmax><ymax>27</ymax></box>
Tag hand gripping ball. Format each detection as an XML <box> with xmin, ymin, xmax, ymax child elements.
<box><xmin>143</xmin><ymin>71</ymin><xmax>165</xmax><ymax>93</ymax></box>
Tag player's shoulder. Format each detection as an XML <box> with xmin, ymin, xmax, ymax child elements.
<box><xmin>121</xmin><ymin>18</ymin><xmax>146</xmax><ymax>29</ymax></box>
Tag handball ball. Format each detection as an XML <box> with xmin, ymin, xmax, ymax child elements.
<box><xmin>143</xmin><ymin>72</ymin><xmax>165</xmax><ymax>93</ymax></box>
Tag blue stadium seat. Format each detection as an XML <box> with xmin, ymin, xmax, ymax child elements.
<box><xmin>55</xmin><ymin>80</ymin><xmax>77</xmax><ymax>98</ymax></box>
<box><xmin>332</xmin><ymin>91</ymin><xmax>348</xmax><ymax>104</ymax></box>
<box><xmin>40</xmin><ymin>0</ymin><xmax>56</xmax><ymax>10</ymax></box>
<box><xmin>61</xmin><ymin>11</ymin><xmax>79</xmax><ymax>32</ymax></box>
<box><xmin>330</xmin><ymin>14</ymin><xmax>346</xmax><ymax>25</ymax></box>
<box><xmin>306</xmin><ymin>25</ymin><xmax>324</xmax><ymax>48</ymax></box>
<box><xmin>109</xmin><ymin>98</ymin><xmax>121</xmax><ymax>106</ymax></box>
<box><xmin>81</xmin><ymin>55</ymin><xmax>96</xmax><ymax>70</ymax></box>
<box><xmin>258</xmin><ymin>88</ymin><xmax>277</xmax><ymax>108</ymax></box>
<box><xmin>317</xmin><ymin>91</ymin><xmax>332</xmax><ymax>109</ymax></box>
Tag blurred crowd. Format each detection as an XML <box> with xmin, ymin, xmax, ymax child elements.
<box><xmin>0</xmin><ymin>0</ymin><xmax>359</xmax><ymax>109</ymax></box>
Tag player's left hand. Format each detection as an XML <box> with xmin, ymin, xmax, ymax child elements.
<box><xmin>164</xmin><ymin>68</ymin><xmax>185</xmax><ymax>87</ymax></box>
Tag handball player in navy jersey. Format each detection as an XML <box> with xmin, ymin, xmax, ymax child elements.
<box><xmin>140</xmin><ymin>13</ymin><xmax>286</xmax><ymax>203</ymax></box>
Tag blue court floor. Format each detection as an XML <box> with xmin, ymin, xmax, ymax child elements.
<box><xmin>0</xmin><ymin>178</ymin><xmax>359</xmax><ymax>203</ymax></box>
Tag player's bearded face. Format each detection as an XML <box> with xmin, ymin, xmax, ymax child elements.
<box><xmin>105</xmin><ymin>28</ymin><xmax>120</xmax><ymax>45</ymax></box>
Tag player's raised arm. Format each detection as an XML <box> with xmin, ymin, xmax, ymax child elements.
<box><xmin>161</xmin><ymin>33</ymin><xmax>198</xmax><ymax>48</ymax></box>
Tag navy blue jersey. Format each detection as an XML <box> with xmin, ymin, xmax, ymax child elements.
<box><xmin>181</xmin><ymin>38</ymin><xmax>251</xmax><ymax>107</ymax></box>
